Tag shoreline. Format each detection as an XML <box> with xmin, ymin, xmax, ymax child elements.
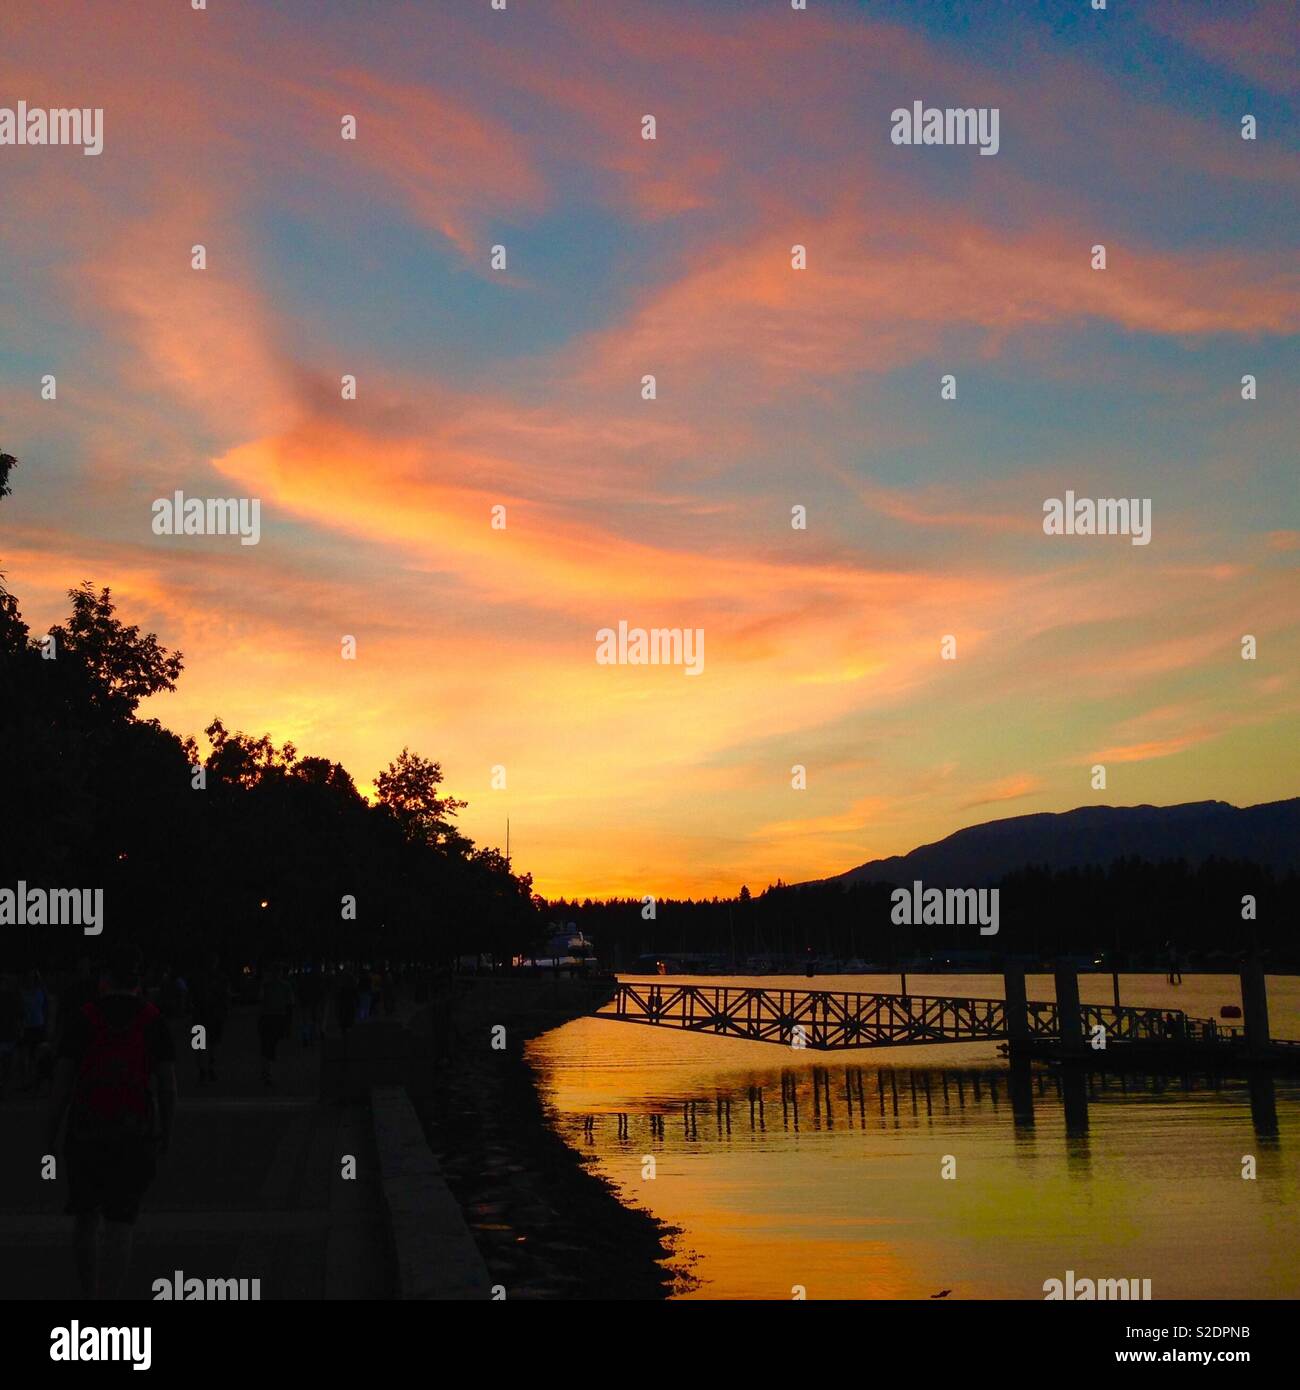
<box><xmin>410</xmin><ymin>978</ymin><xmax>689</xmax><ymax>1300</ymax></box>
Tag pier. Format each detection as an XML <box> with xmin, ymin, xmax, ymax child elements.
<box><xmin>597</xmin><ymin>964</ymin><xmax>1300</xmax><ymax>1070</ymax></box>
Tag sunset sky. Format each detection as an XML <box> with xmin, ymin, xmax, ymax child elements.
<box><xmin>1</xmin><ymin>0</ymin><xmax>1296</xmax><ymax>899</ymax></box>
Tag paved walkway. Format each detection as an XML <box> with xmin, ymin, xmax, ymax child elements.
<box><xmin>0</xmin><ymin>1006</ymin><xmax>396</xmax><ymax>1299</ymax></box>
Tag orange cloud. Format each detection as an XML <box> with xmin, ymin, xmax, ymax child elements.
<box><xmin>581</xmin><ymin>212</ymin><xmax>1300</xmax><ymax>400</ymax></box>
<box><xmin>5</xmin><ymin>0</ymin><xmax>1298</xmax><ymax>900</ymax></box>
<box><xmin>961</xmin><ymin>774</ymin><xmax>1044</xmax><ymax>811</ymax></box>
<box><xmin>1093</xmin><ymin>736</ymin><xmax>1214</xmax><ymax>765</ymax></box>
<box><xmin>277</xmin><ymin>67</ymin><xmax>547</xmax><ymax>260</ymax></box>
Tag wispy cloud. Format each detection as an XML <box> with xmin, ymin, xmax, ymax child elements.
<box><xmin>3</xmin><ymin>0</ymin><xmax>1296</xmax><ymax>896</ymax></box>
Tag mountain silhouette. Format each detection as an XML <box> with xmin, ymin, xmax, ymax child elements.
<box><xmin>812</xmin><ymin>799</ymin><xmax>1300</xmax><ymax>888</ymax></box>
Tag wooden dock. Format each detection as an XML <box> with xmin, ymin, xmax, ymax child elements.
<box><xmin>597</xmin><ymin>969</ymin><xmax>1300</xmax><ymax>1071</ymax></box>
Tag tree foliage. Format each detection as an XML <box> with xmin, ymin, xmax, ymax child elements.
<box><xmin>375</xmin><ymin>748</ymin><xmax>469</xmax><ymax>852</ymax></box>
<box><xmin>0</xmin><ymin>456</ymin><xmax>539</xmax><ymax>973</ymax></box>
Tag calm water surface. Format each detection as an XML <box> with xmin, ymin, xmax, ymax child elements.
<box><xmin>528</xmin><ymin>974</ymin><xmax>1300</xmax><ymax>1300</ymax></box>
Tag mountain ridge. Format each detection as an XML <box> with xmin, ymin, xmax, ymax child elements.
<box><xmin>805</xmin><ymin>798</ymin><xmax>1300</xmax><ymax>888</ymax></box>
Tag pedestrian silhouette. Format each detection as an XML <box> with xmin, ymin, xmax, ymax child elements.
<box><xmin>45</xmin><ymin>944</ymin><xmax>176</xmax><ymax>1299</ymax></box>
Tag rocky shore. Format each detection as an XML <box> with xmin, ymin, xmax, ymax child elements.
<box><xmin>410</xmin><ymin>976</ymin><xmax>691</xmax><ymax>1299</ymax></box>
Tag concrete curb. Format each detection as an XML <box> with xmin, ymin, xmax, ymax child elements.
<box><xmin>370</xmin><ymin>1084</ymin><xmax>493</xmax><ymax>1300</ymax></box>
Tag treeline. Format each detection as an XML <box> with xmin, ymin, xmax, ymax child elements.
<box><xmin>0</xmin><ymin>451</ymin><xmax>540</xmax><ymax>974</ymax></box>
<box><xmin>549</xmin><ymin>858</ymin><xmax>1297</xmax><ymax>970</ymax></box>
<box><xmin>3</xmin><ymin>446</ymin><xmax>1292</xmax><ymax>978</ymax></box>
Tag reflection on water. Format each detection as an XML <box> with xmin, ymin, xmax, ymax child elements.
<box><xmin>528</xmin><ymin>975</ymin><xmax>1300</xmax><ymax>1300</ymax></box>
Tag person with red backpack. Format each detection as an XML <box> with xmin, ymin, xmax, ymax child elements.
<box><xmin>45</xmin><ymin>944</ymin><xmax>176</xmax><ymax>1300</ymax></box>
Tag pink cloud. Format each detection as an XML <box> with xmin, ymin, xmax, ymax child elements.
<box><xmin>1146</xmin><ymin>1</ymin><xmax>1299</xmax><ymax>96</ymax></box>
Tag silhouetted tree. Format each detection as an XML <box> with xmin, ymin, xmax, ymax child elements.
<box><xmin>46</xmin><ymin>582</ymin><xmax>183</xmax><ymax>716</ymax></box>
<box><xmin>375</xmin><ymin>748</ymin><xmax>469</xmax><ymax>853</ymax></box>
<box><xmin>0</xmin><ymin>462</ymin><xmax>538</xmax><ymax>974</ymax></box>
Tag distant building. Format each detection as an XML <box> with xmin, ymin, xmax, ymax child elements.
<box><xmin>518</xmin><ymin>928</ymin><xmax>599</xmax><ymax>973</ymax></box>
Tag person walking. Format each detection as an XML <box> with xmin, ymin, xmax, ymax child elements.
<box><xmin>381</xmin><ymin>967</ymin><xmax>396</xmax><ymax>1018</ymax></box>
<box><xmin>335</xmin><ymin>967</ymin><xmax>358</xmax><ymax>1042</ymax></box>
<box><xmin>45</xmin><ymin>944</ymin><xmax>176</xmax><ymax>1300</ymax></box>
<box><xmin>54</xmin><ymin>957</ymin><xmax>100</xmax><ymax>1048</ymax></box>
<box><xmin>20</xmin><ymin>969</ymin><xmax>48</xmax><ymax>1088</ymax></box>
<box><xmin>158</xmin><ymin>967</ymin><xmax>188</xmax><ymax>1023</ymax></box>
<box><xmin>318</xmin><ymin>966</ymin><xmax>337</xmax><ymax>1042</ymax></box>
<box><xmin>296</xmin><ymin>967</ymin><xmax>323</xmax><ymax>1047</ymax></box>
<box><xmin>190</xmin><ymin>954</ymin><xmax>230</xmax><ymax>1087</ymax></box>
<box><xmin>0</xmin><ymin>973</ymin><xmax>23</xmax><ymax>1100</ymax></box>
<box><xmin>256</xmin><ymin>964</ymin><xmax>295</xmax><ymax>1086</ymax></box>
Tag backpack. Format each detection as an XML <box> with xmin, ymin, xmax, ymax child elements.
<box><xmin>69</xmin><ymin>1000</ymin><xmax>158</xmax><ymax>1140</ymax></box>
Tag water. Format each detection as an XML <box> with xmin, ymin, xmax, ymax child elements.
<box><xmin>527</xmin><ymin>974</ymin><xmax>1300</xmax><ymax>1300</ymax></box>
